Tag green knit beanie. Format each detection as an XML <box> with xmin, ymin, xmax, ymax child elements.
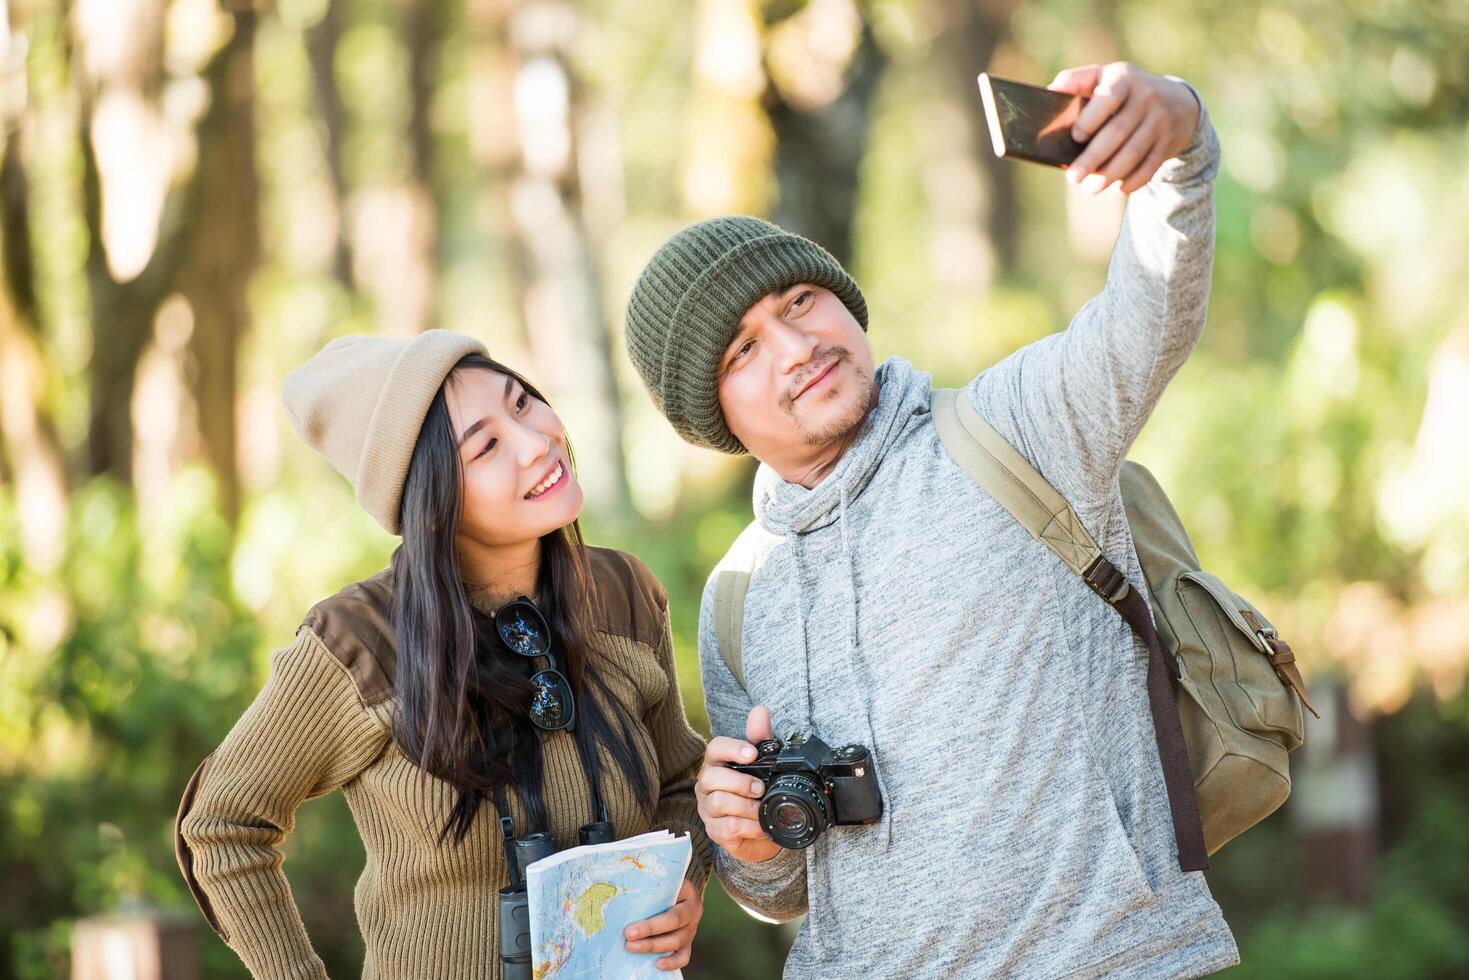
<box><xmin>624</xmin><ymin>215</ymin><xmax>868</xmax><ymax>455</ymax></box>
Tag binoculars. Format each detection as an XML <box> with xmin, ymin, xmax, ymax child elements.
<box><xmin>498</xmin><ymin>820</ymin><xmax>615</xmax><ymax>980</ymax></box>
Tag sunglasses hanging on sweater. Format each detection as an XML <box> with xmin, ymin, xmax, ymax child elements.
<box><xmin>491</xmin><ymin>596</ymin><xmax>576</xmax><ymax>731</ymax></box>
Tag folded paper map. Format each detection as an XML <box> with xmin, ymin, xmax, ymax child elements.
<box><xmin>527</xmin><ymin>830</ymin><xmax>693</xmax><ymax>980</ymax></box>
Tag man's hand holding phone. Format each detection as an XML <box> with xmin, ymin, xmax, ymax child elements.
<box><xmin>1050</xmin><ymin>62</ymin><xmax>1201</xmax><ymax>195</ymax></box>
<box><xmin>696</xmin><ymin>705</ymin><xmax>784</xmax><ymax>865</ymax></box>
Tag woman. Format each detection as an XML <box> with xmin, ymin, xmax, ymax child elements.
<box><xmin>175</xmin><ymin>330</ymin><xmax>711</xmax><ymax>978</ymax></box>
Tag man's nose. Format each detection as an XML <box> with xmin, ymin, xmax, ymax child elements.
<box><xmin>768</xmin><ymin>320</ymin><xmax>820</xmax><ymax>374</ymax></box>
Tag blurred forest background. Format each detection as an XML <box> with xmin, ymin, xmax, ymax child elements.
<box><xmin>1</xmin><ymin>0</ymin><xmax>1467</xmax><ymax>977</ymax></box>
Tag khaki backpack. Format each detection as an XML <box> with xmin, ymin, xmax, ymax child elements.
<box><xmin>710</xmin><ymin>387</ymin><xmax>1318</xmax><ymax>871</ymax></box>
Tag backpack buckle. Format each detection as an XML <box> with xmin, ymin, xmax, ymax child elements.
<box><xmin>1082</xmin><ymin>556</ymin><xmax>1131</xmax><ymax>605</ymax></box>
<box><xmin>1250</xmin><ymin>619</ymin><xmax>1294</xmax><ymax>666</ymax></box>
<box><xmin>1257</xmin><ymin>628</ymin><xmax>1323</xmax><ymax>719</ymax></box>
<box><xmin>1242</xmin><ymin>611</ymin><xmax>1281</xmax><ymax>656</ymax></box>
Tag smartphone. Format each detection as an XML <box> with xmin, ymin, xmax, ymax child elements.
<box><xmin>977</xmin><ymin>73</ymin><xmax>1089</xmax><ymax>168</ymax></box>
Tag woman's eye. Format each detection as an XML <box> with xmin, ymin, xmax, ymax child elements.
<box><xmin>515</xmin><ymin>392</ymin><xmax>529</xmax><ymax>413</ymax></box>
<box><xmin>473</xmin><ymin>438</ymin><xmax>497</xmax><ymax>460</ymax></box>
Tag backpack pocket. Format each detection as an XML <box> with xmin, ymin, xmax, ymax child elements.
<box><xmin>1175</xmin><ymin>570</ymin><xmax>1304</xmax><ymax>749</ymax></box>
<box><xmin>1167</xmin><ymin>571</ymin><xmax>1305</xmax><ymax>852</ymax></box>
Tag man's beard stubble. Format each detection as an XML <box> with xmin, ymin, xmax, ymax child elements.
<box><xmin>782</xmin><ymin>347</ymin><xmax>876</xmax><ymax>447</ymax></box>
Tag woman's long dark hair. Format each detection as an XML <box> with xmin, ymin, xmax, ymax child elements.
<box><xmin>391</xmin><ymin>354</ymin><xmax>655</xmax><ymax>844</ymax></box>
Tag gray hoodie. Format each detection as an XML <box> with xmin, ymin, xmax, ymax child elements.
<box><xmin>697</xmin><ymin>97</ymin><xmax>1240</xmax><ymax>979</ymax></box>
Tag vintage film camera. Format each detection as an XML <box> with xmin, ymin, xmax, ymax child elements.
<box><xmin>728</xmin><ymin>731</ymin><xmax>882</xmax><ymax>849</ymax></box>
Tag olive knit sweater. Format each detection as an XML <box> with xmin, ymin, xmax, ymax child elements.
<box><xmin>176</xmin><ymin>548</ymin><xmax>712</xmax><ymax>979</ymax></box>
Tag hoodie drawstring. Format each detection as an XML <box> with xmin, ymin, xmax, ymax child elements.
<box><xmin>751</xmin><ymin>359</ymin><xmax>925</xmax><ymax>962</ymax></box>
<box><xmin>791</xmin><ymin>489</ymin><xmax>898</xmax><ymax>962</ymax></box>
<box><xmin>788</xmin><ymin>537</ymin><xmax>824</xmax><ymax>959</ymax></box>
<box><xmin>792</xmin><ymin>537</ymin><xmax>818</xmax><ymax>729</ymax></box>
<box><xmin>836</xmin><ymin>488</ymin><xmax>894</xmax><ymax>852</ymax></box>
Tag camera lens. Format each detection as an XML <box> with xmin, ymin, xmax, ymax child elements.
<box><xmin>498</xmin><ymin>886</ymin><xmax>533</xmax><ymax>979</ymax></box>
<box><xmin>759</xmin><ymin>773</ymin><xmax>830</xmax><ymax>849</ymax></box>
<box><xmin>772</xmin><ymin>800</ymin><xmax>810</xmax><ymax>835</ymax></box>
<box><xmin>578</xmin><ymin>820</ymin><xmax>615</xmax><ymax>846</ymax></box>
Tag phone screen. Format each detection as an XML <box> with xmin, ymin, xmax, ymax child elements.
<box><xmin>978</xmin><ymin>74</ymin><xmax>1088</xmax><ymax>168</ymax></box>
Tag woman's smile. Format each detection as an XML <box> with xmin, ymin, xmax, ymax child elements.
<box><xmin>524</xmin><ymin>459</ymin><xmax>569</xmax><ymax>501</ymax></box>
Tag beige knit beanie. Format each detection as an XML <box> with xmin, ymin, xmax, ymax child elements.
<box><xmin>282</xmin><ymin>329</ymin><xmax>488</xmax><ymax>534</ymax></box>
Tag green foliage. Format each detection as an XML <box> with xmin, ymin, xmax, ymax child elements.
<box><xmin>0</xmin><ymin>472</ymin><xmax>259</xmax><ymax>974</ymax></box>
<box><xmin>0</xmin><ymin>465</ymin><xmax>393</xmax><ymax>978</ymax></box>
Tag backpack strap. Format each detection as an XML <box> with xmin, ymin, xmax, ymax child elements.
<box><xmin>708</xmin><ymin>520</ymin><xmax>772</xmax><ymax>689</ymax></box>
<box><xmin>931</xmin><ymin>387</ymin><xmax>1209</xmax><ymax>872</ymax></box>
<box><xmin>929</xmin><ymin>390</ymin><xmax>1109</xmax><ymax>580</ymax></box>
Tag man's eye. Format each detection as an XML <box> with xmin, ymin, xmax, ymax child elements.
<box><xmin>473</xmin><ymin>438</ymin><xmax>497</xmax><ymax>460</ymax></box>
<box><xmin>722</xmin><ymin>339</ymin><xmax>756</xmax><ymax>376</ymax></box>
<box><xmin>790</xmin><ymin>291</ymin><xmax>811</xmax><ymax>312</ymax></box>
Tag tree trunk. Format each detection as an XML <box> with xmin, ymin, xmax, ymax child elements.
<box><xmin>81</xmin><ymin>139</ymin><xmax>163</xmax><ymax>484</ymax></box>
<box><xmin>177</xmin><ymin>9</ymin><xmax>260</xmax><ymax>522</ymax></box>
<box><xmin>403</xmin><ymin>0</ymin><xmax>440</xmax><ymax>334</ymax></box>
<box><xmin>75</xmin><ymin>0</ymin><xmax>173</xmax><ymax>485</ymax></box>
<box><xmin>78</xmin><ymin>2</ymin><xmax>259</xmax><ymax>497</ymax></box>
<box><xmin>0</xmin><ymin>140</ymin><xmax>69</xmax><ymax>573</ymax></box>
<box><xmin>304</xmin><ymin>0</ymin><xmax>355</xmax><ymax>289</ymax></box>
<box><xmin>932</xmin><ymin>0</ymin><xmax>1020</xmax><ymax>275</ymax></box>
<box><xmin>500</xmin><ymin>0</ymin><xmax>632</xmax><ymax>518</ymax></box>
<box><xmin>760</xmin><ymin>5</ymin><xmax>885</xmax><ymax>267</ymax></box>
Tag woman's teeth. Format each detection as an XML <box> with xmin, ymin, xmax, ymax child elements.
<box><xmin>526</xmin><ymin>462</ymin><xmax>563</xmax><ymax>499</ymax></box>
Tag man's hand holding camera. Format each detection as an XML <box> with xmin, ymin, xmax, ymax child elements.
<box><xmin>698</xmin><ymin>706</ymin><xmax>884</xmax><ymax>863</ymax></box>
<box><xmin>697</xmin><ymin>706</ymin><xmax>785</xmax><ymax>864</ymax></box>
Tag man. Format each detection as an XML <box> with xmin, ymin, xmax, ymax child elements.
<box><xmin>623</xmin><ymin>63</ymin><xmax>1239</xmax><ymax>978</ymax></box>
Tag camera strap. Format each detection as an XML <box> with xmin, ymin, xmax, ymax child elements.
<box><xmin>484</xmin><ymin>722</ymin><xmax>524</xmax><ymax>887</ymax></box>
<box><xmin>487</xmin><ymin>662</ymin><xmax>611</xmax><ymax>890</ymax></box>
<box><xmin>492</xmin><ymin>787</ymin><xmax>521</xmax><ymax>888</ymax></box>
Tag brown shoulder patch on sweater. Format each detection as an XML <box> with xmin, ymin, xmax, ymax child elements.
<box><xmin>586</xmin><ymin>547</ymin><xmax>667</xmax><ymax>649</ymax></box>
<box><xmin>301</xmin><ymin>566</ymin><xmax>398</xmax><ymax>705</ymax></box>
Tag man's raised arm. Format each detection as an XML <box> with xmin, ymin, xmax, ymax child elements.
<box><xmin>967</xmin><ymin>64</ymin><xmax>1220</xmax><ymax>514</ymax></box>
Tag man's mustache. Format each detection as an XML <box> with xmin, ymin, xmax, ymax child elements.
<box><xmin>782</xmin><ymin>347</ymin><xmax>851</xmax><ymax>410</ymax></box>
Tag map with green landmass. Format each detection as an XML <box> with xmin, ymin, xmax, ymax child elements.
<box><xmin>527</xmin><ymin>830</ymin><xmax>692</xmax><ymax>980</ymax></box>
<box><xmin>573</xmin><ymin>882</ymin><xmax>622</xmax><ymax>934</ymax></box>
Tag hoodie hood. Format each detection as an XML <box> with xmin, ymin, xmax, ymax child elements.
<box><xmin>753</xmin><ymin>357</ymin><xmax>930</xmax><ymax>536</ymax></box>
